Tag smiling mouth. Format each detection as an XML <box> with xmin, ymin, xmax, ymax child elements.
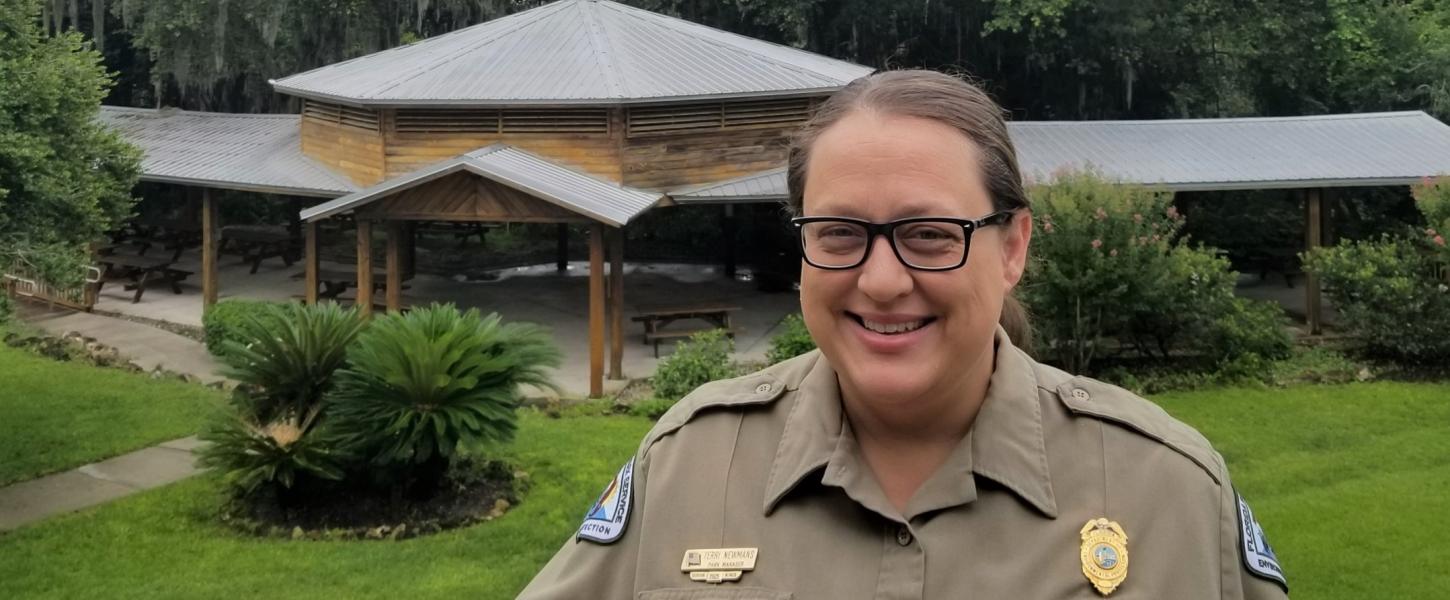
<box><xmin>847</xmin><ymin>312</ymin><xmax>937</xmax><ymax>335</ymax></box>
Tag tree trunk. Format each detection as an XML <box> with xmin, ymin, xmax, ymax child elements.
<box><xmin>52</xmin><ymin>0</ymin><xmax>64</xmax><ymax>33</ymax></box>
<box><xmin>91</xmin><ymin>0</ymin><xmax>105</xmax><ymax>53</ymax></box>
<box><xmin>40</xmin><ymin>0</ymin><xmax>49</xmax><ymax>36</ymax></box>
<box><xmin>67</xmin><ymin>0</ymin><xmax>78</xmax><ymax>31</ymax></box>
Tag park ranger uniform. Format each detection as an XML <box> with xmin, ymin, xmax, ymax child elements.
<box><xmin>519</xmin><ymin>327</ymin><xmax>1289</xmax><ymax>599</ymax></box>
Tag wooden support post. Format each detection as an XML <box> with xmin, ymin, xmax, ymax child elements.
<box><xmin>609</xmin><ymin>228</ymin><xmax>625</xmax><ymax>380</ymax></box>
<box><xmin>1305</xmin><ymin>189</ymin><xmax>1324</xmax><ymax>335</ymax></box>
<box><xmin>386</xmin><ymin>221</ymin><xmax>403</xmax><ymax>313</ymax></box>
<box><xmin>201</xmin><ymin>188</ymin><xmax>219</xmax><ymax>308</ymax></box>
<box><xmin>557</xmin><ymin>223</ymin><xmax>570</xmax><ymax>272</ymax></box>
<box><xmin>356</xmin><ymin>220</ymin><xmax>373</xmax><ymax>317</ymax></box>
<box><xmin>304</xmin><ymin>222</ymin><xmax>319</xmax><ymax>305</ymax></box>
<box><xmin>723</xmin><ymin>203</ymin><xmax>737</xmax><ymax>279</ymax></box>
<box><xmin>589</xmin><ymin>226</ymin><xmax>605</xmax><ymax>397</ymax></box>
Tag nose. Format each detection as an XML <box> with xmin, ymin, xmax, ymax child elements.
<box><xmin>856</xmin><ymin>235</ymin><xmax>914</xmax><ymax>302</ymax></box>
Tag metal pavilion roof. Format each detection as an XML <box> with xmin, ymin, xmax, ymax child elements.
<box><xmin>269</xmin><ymin>0</ymin><xmax>872</xmax><ymax>107</ymax></box>
<box><xmin>1012</xmin><ymin>111</ymin><xmax>1450</xmax><ymax>191</ymax></box>
<box><xmin>669</xmin><ymin>168</ymin><xmax>787</xmax><ymax>203</ymax></box>
<box><xmin>671</xmin><ymin>111</ymin><xmax>1450</xmax><ymax>202</ymax></box>
<box><xmin>98</xmin><ymin>106</ymin><xmax>358</xmax><ymax>198</ymax></box>
<box><xmin>300</xmin><ymin>144</ymin><xmax>664</xmax><ymax>226</ymax></box>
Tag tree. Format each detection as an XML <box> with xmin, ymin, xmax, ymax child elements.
<box><xmin>0</xmin><ymin>0</ymin><xmax>139</xmax><ymax>285</ymax></box>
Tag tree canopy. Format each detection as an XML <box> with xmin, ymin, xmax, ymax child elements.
<box><xmin>1</xmin><ymin>0</ymin><xmax>139</xmax><ymax>285</ymax></box>
<box><xmin>29</xmin><ymin>0</ymin><xmax>1450</xmax><ymax>121</ymax></box>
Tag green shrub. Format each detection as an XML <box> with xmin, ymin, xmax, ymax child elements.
<box><xmin>0</xmin><ymin>293</ymin><xmax>12</xmax><ymax>326</ymax></box>
<box><xmin>328</xmin><ymin>304</ymin><xmax>560</xmax><ymax>495</ymax></box>
<box><xmin>202</xmin><ymin>299</ymin><xmax>286</xmax><ymax>357</ymax></box>
<box><xmin>199</xmin><ymin>302</ymin><xmax>367</xmax><ymax>497</ymax></box>
<box><xmin>1304</xmin><ymin>237</ymin><xmax>1450</xmax><ymax>364</ymax></box>
<box><xmin>1023</xmin><ymin>172</ymin><xmax>1290</xmax><ymax>373</ymax></box>
<box><xmin>652</xmin><ymin>328</ymin><xmax>736</xmax><ymax>401</ymax></box>
<box><xmin>766</xmin><ymin>313</ymin><xmax>816</xmax><ymax>364</ymax></box>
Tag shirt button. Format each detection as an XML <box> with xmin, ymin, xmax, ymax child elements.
<box><xmin>895</xmin><ymin>526</ymin><xmax>913</xmax><ymax>546</ymax></box>
<box><xmin>755</xmin><ymin>383</ymin><xmax>773</xmax><ymax>394</ymax></box>
<box><xmin>1071</xmin><ymin>388</ymin><xmax>1091</xmax><ymax>401</ymax></box>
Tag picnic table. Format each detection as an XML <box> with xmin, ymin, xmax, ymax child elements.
<box><xmin>297</xmin><ymin>268</ymin><xmax>410</xmax><ymax>300</ymax></box>
<box><xmin>109</xmin><ymin>218</ymin><xmax>202</xmax><ymax>261</ymax></box>
<box><xmin>222</xmin><ymin>226</ymin><xmax>301</xmax><ymax>274</ymax></box>
<box><xmin>96</xmin><ymin>253</ymin><xmax>192</xmax><ymax>303</ymax></box>
<box><xmin>631</xmin><ymin>304</ymin><xmax>742</xmax><ymax>357</ymax></box>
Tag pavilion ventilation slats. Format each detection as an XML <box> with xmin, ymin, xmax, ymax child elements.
<box><xmin>395</xmin><ymin>108</ymin><xmax>609</xmax><ymax>134</ymax></box>
<box><xmin>302</xmin><ymin>100</ymin><xmax>380</xmax><ymax>132</ymax></box>
<box><xmin>627</xmin><ymin>98</ymin><xmax>816</xmax><ymax>137</ymax></box>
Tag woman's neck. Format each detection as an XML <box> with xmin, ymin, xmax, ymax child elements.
<box><xmin>839</xmin><ymin>343</ymin><xmax>996</xmax><ymax>513</ymax></box>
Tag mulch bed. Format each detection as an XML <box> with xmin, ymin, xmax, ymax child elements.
<box><xmin>220</xmin><ymin>458</ymin><xmax>527</xmax><ymax>541</ymax></box>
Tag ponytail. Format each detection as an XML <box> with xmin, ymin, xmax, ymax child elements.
<box><xmin>999</xmin><ymin>293</ymin><xmax>1033</xmax><ymax>356</ymax></box>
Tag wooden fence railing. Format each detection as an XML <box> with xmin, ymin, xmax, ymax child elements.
<box><xmin>2</xmin><ymin>264</ymin><xmax>102</xmax><ymax>312</ymax></box>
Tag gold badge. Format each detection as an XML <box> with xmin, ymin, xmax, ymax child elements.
<box><xmin>681</xmin><ymin>548</ymin><xmax>757</xmax><ymax>584</ymax></box>
<box><xmin>1079</xmin><ymin>518</ymin><xmax>1129</xmax><ymax>596</ymax></box>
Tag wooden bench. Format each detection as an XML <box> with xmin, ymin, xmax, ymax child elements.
<box><xmin>96</xmin><ymin>254</ymin><xmax>192</xmax><ymax>303</ymax></box>
<box><xmin>632</xmin><ymin>304</ymin><xmax>742</xmax><ymax>357</ymax></box>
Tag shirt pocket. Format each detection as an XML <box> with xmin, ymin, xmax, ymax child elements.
<box><xmin>637</xmin><ymin>587</ymin><xmax>792</xmax><ymax>600</ymax></box>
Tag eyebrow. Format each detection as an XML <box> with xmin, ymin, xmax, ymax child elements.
<box><xmin>806</xmin><ymin>198</ymin><xmax>963</xmax><ymax>219</ymax></box>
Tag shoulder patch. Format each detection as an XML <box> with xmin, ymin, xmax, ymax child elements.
<box><xmin>1236</xmin><ymin>490</ymin><xmax>1288</xmax><ymax>592</ymax></box>
<box><xmin>577</xmin><ymin>457</ymin><xmax>635</xmax><ymax>544</ymax></box>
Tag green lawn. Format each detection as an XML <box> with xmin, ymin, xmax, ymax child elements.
<box><xmin>0</xmin><ymin>382</ymin><xmax>1446</xmax><ymax>599</ymax></box>
<box><xmin>0</xmin><ymin>344</ymin><xmax>222</xmax><ymax>486</ymax></box>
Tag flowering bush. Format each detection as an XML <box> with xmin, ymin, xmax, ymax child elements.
<box><xmin>1023</xmin><ymin>172</ymin><xmax>1291</xmax><ymax>373</ymax></box>
<box><xmin>1301</xmin><ymin>179</ymin><xmax>1450</xmax><ymax>364</ymax></box>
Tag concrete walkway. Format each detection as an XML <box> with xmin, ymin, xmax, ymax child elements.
<box><xmin>0</xmin><ymin>437</ymin><xmax>203</xmax><ymax>532</ymax></box>
<box><xmin>15</xmin><ymin>302</ymin><xmax>226</xmax><ymax>384</ymax></box>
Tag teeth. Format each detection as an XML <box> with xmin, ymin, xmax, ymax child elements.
<box><xmin>861</xmin><ymin>318</ymin><xmax>925</xmax><ymax>334</ymax></box>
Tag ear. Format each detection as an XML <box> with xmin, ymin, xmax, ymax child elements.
<box><xmin>1000</xmin><ymin>210</ymin><xmax>1032</xmax><ymax>290</ymax></box>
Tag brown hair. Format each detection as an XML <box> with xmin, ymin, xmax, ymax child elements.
<box><xmin>786</xmin><ymin>69</ymin><xmax>1034</xmax><ymax>352</ymax></box>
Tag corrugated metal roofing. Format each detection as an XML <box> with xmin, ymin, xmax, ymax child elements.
<box><xmin>672</xmin><ymin>111</ymin><xmax>1450</xmax><ymax>202</ymax></box>
<box><xmin>670</xmin><ymin>168</ymin><xmax>787</xmax><ymax>203</ymax></box>
<box><xmin>301</xmin><ymin>144</ymin><xmax>664</xmax><ymax>226</ymax></box>
<box><xmin>98</xmin><ymin>106</ymin><xmax>357</xmax><ymax>197</ymax></box>
<box><xmin>269</xmin><ymin>0</ymin><xmax>872</xmax><ymax>106</ymax></box>
<box><xmin>1013</xmin><ymin>111</ymin><xmax>1450</xmax><ymax>191</ymax></box>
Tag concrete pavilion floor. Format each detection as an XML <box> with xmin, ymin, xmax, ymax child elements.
<box><xmin>86</xmin><ymin>248</ymin><xmax>803</xmax><ymax>398</ymax></box>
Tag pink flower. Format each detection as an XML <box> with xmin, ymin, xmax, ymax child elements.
<box><xmin>1091</xmin><ymin>239</ymin><xmax>1103</xmax><ymax>249</ymax></box>
<box><xmin>1042</xmin><ymin>222</ymin><xmax>1055</xmax><ymax>233</ymax></box>
<box><xmin>1094</xmin><ymin>207</ymin><xmax>1108</xmax><ymax>221</ymax></box>
<box><xmin>1429</xmin><ymin>228</ymin><xmax>1439</xmax><ymax>237</ymax></box>
<box><xmin>1166</xmin><ymin>206</ymin><xmax>1180</xmax><ymax>220</ymax></box>
<box><xmin>1138</xmin><ymin>236</ymin><xmax>1149</xmax><ymax>245</ymax></box>
<box><xmin>1109</xmin><ymin>249</ymin><xmax>1118</xmax><ymax>257</ymax></box>
<box><xmin>1151</xmin><ymin>234</ymin><xmax>1161</xmax><ymax>243</ymax></box>
<box><xmin>1132</xmin><ymin>213</ymin><xmax>1144</xmax><ymax>224</ymax></box>
<box><xmin>1436</xmin><ymin>235</ymin><xmax>1447</xmax><ymax>247</ymax></box>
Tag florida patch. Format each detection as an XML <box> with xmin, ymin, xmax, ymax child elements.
<box><xmin>578</xmin><ymin>457</ymin><xmax>634</xmax><ymax>544</ymax></box>
<box><xmin>1237</xmin><ymin>491</ymin><xmax>1288</xmax><ymax>592</ymax></box>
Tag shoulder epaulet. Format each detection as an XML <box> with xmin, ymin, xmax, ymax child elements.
<box><xmin>636</xmin><ymin>351</ymin><xmax>819</xmax><ymax>457</ymax></box>
<box><xmin>1049</xmin><ymin>372</ymin><xmax>1226</xmax><ymax>485</ymax></box>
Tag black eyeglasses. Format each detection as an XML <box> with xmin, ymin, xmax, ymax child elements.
<box><xmin>791</xmin><ymin>211</ymin><xmax>1016</xmax><ymax>271</ymax></box>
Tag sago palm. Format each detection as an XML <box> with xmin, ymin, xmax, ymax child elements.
<box><xmin>327</xmin><ymin>304</ymin><xmax>560</xmax><ymax>493</ymax></box>
<box><xmin>219</xmin><ymin>301</ymin><xmax>368</xmax><ymax>422</ymax></box>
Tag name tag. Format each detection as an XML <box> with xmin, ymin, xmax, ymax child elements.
<box><xmin>680</xmin><ymin>548</ymin><xmax>759</xmax><ymax>572</ymax></box>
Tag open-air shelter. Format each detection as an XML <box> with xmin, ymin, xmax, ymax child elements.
<box><xmin>86</xmin><ymin>0</ymin><xmax>1450</xmax><ymax>398</ymax></box>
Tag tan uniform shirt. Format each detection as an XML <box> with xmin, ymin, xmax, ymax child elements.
<box><xmin>520</xmin><ymin>329</ymin><xmax>1290</xmax><ymax>599</ymax></box>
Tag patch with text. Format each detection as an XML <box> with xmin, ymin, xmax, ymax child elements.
<box><xmin>1237</xmin><ymin>490</ymin><xmax>1288</xmax><ymax>592</ymax></box>
<box><xmin>577</xmin><ymin>457</ymin><xmax>634</xmax><ymax>544</ymax></box>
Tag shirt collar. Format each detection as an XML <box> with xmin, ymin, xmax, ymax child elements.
<box><xmin>761</xmin><ymin>327</ymin><xmax>1058</xmax><ymax>519</ymax></box>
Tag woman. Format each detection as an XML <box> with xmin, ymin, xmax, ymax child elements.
<box><xmin>520</xmin><ymin>70</ymin><xmax>1289</xmax><ymax>599</ymax></box>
